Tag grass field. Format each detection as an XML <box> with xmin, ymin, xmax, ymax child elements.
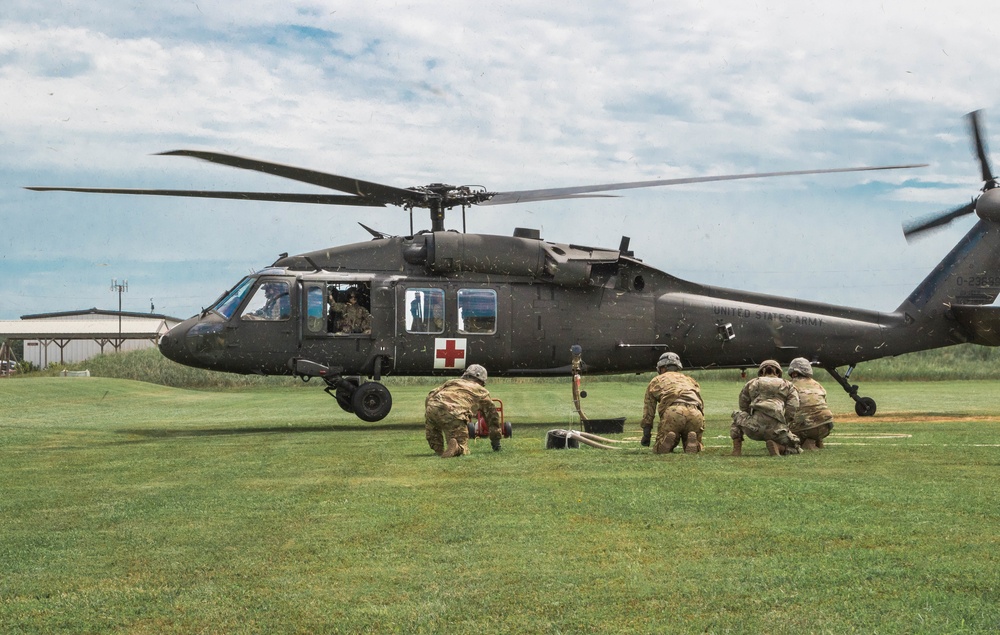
<box><xmin>2</xmin><ymin>376</ymin><xmax>1000</xmax><ymax>634</ymax></box>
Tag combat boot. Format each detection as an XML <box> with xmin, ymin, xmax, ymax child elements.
<box><xmin>731</xmin><ymin>438</ymin><xmax>742</xmax><ymax>457</ymax></box>
<box><xmin>782</xmin><ymin>432</ymin><xmax>803</xmax><ymax>455</ymax></box>
<box><xmin>766</xmin><ymin>440</ymin><xmax>783</xmax><ymax>456</ymax></box>
<box><xmin>815</xmin><ymin>439</ymin><xmax>825</xmax><ymax>449</ymax></box>
<box><xmin>440</xmin><ymin>437</ymin><xmax>460</xmax><ymax>458</ymax></box>
<box><xmin>655</xmin><ymin>431</ymin><xmax>677</xmax><ymax>454</ymax></box>
<box><xmin>801</xmin><ymin>438</ymin><xmax>818</xmax><ymax>451</ymax></box>
<box><xmin>684</xmin><ymin>431</ymin><xmax>700</xmax><ymax>454</ymax></box>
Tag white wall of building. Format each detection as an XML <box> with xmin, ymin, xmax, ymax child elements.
<box><xmin>2</xmin><ymin>311</ymin><xmax>182</xmax><ymax>369</ymax></box>
<box><xmin>23</xmin><ymin>334</ymin><xmax>159</xmax><ymax>368</ymax></box>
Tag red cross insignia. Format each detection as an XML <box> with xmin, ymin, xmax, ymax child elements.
<box><xmin>434</xmin><ymin>338</ymin><xmax>467</xmax><ymax>369</ymax></box>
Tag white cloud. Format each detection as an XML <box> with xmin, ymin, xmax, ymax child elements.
<box><xmin>1</xmin><ymin>0</ymin><xmax>998</xmax><ymax>319</ymax></box>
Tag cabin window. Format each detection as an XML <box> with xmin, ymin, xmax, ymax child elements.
<box><xmin>405</xmin><ymin>288</ymin><xmax>445</xmax><ymax>334</ymax></box>
<box><xmin>241</xmin><ymin>280</ymin><xmax>291</xmax><ymax>321</ymax></box>
<box><xmin>458</xmin><ymin>289</ymin><xmax>497</xmax><ymax>334</ymax></box>
<box><xmin>214</xmin><ymin>276</ymin><xmax>255</xmax><ymax>320</ymax></box>
<box><xmin>327</xmin><ymin>282</ymin><xmax>372</xmax><ymax>335</ymax></box>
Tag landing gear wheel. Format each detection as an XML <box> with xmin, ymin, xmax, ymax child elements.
<box><xmin>825</xmin><ymin>366</ymin><xmax>877</xmax><ymax>419</ymax></box>
<box><xmin>352</xmin><ymin>381</ymin><xmax>393</xmax><ymax>422</ymax></box>
<box><xmin>334</xmin><ymin>393</ymin><xmax>353</xmax><ymax>412</ymax></box>
<box><xmin>334</xmin><ymin>377</ymin><xmax>360</xmax><ymax>413</ymax></box>
<box><xmin>855</xmin><ymin>397</ymin><xmax>877</xmax><ymax>417</ymax></box>
<box><xmin>503</xmin><ymin>421</ymin><xmax>513</xmax><ymax>438</ymax></box>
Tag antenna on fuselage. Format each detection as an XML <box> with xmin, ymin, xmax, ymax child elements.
<box><xmin>618</xmin><ymin>236</ymin><xmax>632</xmax><ymax>256</ymax></box>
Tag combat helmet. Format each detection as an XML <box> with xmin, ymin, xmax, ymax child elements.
<box><xmin>657</xmin><ymin>352</ymin><xmax>683</xmax><ymax>370</ymax></box>
<box><xmin>788</xmin><ymin>357</ymin><xmax>814</xmax><ymax>377</ymax></box>
<box><xmin>463</xmin><ymin>364</ymin><xmax>488</xmax><ymax>384</ymax></box>
<box><xmin>757</xmin><ymin>359</ymin><xmax>783</xmax><ymax>377</ymax></box>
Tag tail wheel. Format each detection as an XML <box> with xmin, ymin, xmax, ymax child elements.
<box><xmin>855</xmin><ymin>396</ymin><xmax>877</xmax><ymax>417</ymax></box>
<box><xmin>352</xmin><ymin>382</ymin><xmax>393</xmax><ymax>422</ymax></box>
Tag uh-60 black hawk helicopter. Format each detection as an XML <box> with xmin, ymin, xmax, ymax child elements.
<box><xmin>28</xmin><ymin>111</ymin><xmax>1000</xmax><ymax>422</ymax></box>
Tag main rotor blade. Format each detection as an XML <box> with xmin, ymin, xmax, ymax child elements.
<box><xmin>902</xmin><ymin>200</ymin><xmax>977</xmax><ymax>242</ymax></box>
<box><xmin>968</xmin><ymin>110</ymin><xmax>995</xmax><ymax>186</ymax></box>
<box><xmin>158</xmin><ymin>150</ymin><xmax>420</xmax><ymax>205</ymax></box>
<box><xmin>479</xmin><ymin>164</ymin><xmax>927</xmax><ymax>206</ymax></box>
<box><xmin>24</xmin><ymin>186</ymin><xmax>386</xmax><ymax>207</ymax></box>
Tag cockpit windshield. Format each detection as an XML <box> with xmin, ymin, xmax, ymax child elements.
<box><xmin>212</xmin><ymin>277</ymin><xmax>255</xmax><ymax>320</ymax></box>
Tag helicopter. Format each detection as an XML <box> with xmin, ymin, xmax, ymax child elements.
<box><xmin>27</xmin><ymin>111</ymin><xmax>1000</xmax><ymax>423</ymax></box>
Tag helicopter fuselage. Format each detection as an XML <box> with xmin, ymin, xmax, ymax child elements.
<box><xmin>158</xmin><ymin>229</ymin><xmax>972</xmax><ymax>400</ymax></box>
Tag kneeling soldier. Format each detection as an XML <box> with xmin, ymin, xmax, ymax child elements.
<box><xmin>640</xmin><ymin>352</ymin><xmax>705</xmax><ymax>454</ymax></box>
<box><xmin>424</xmin><ymin>364</ymin><xmax>502</xmax><ymax>458</ymax></box>
<box><xmin>731</xmin><ymin>360</ymin><xmax>802</xmax><ymax>456</ymax></box>
<box><xmin>787</xmin><ymin>357</ymin><xmax>834</xmax><ymax>450</ymax></box>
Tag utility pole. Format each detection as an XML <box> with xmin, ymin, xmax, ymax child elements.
<box><xmin>111</xmin><ymin>279</ymin><xmax>128</xmax><ymax>352</ymax></box>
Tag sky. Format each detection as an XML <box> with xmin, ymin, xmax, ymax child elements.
<box><xmin>1</xmin><ymin>0</ymin><xmax>998</xmax><ymax>321</ymax></box>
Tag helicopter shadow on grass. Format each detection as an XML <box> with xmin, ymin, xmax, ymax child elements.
<box><xmin>113</xmin><ymin>421</ymin><xmax>422</xmax><ymax>441</ymax></box>
<box><xmin>113</xmin><ymin>420</ymin><xmax>594</xmax><ymax>441</ymax></box>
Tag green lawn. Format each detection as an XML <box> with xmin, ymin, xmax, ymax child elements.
<box><xmin>2</xmin><ymin>377</ymin><xmax>999</xmax><ymax>633</ymax></box>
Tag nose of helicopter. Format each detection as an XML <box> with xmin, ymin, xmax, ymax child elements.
<box><xmin>158</xmin><ymin>321</ymin><xmax>190</xmax><ymax>364</ymax></box>
<box><xmin>159</xmin><ymin>316</ymin><xmax>227</xmax><ymax>369</ymax></box>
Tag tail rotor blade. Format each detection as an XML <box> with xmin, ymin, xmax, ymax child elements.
<box><xmin>968</xmin><ymin>110</ymin><xmax>996</xmax><ymax>187</ymax></box>
<box><xmin>904</xmin><ymin>111</ymin><xmax>998</xmax><ymax>241</ymax></box>
<box><xmin>903</xmin><ymin>200</ymin><xmax>977</xmax><ymax>242</ymax></box>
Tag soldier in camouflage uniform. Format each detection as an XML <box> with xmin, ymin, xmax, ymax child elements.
<box><xmin>424</xmin><ymin>364</ymin><xmax>502</xmax><ymax>458</ymax></box>
<box><xmin>787</xmin><ymin>357</ymin><xmax>834</xmax><ymax>450</ymax></box>
<box><xmin>640</xmin><ymin>352</ymin><xmax>705</xmax><ymax>454</ymax></box>
<box><xmin>731</xmin><ymin>360</ymin><xmax>802</xmax><ymax>456</ymax></box>
<box><xmin>328</xmin><ymin>287</ymin><xmax>372</xmax><ymax>334</ymax></box>
<box><xmin>245</xmin><ymin>281</ymin><xmax>290</xmax><ymax>321</ymax></box>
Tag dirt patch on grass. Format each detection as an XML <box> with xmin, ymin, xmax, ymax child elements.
<box><xmin>845</xmin><ymin>414</ymin><xmax>997</xmax><ymax>423</ymax></box>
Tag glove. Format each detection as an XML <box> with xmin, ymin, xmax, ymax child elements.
<box><xmin>491</xmin><ymin>439</ymin><xmax>502</xmax><ymax>452</ymax></box>
<box><xmin>640</xmin><ymin>425</ymin><xmax>652</xmax><ymax>447</ymax></box>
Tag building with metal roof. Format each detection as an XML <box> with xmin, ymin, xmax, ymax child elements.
<box><xmin>0</xmin><ymin>308</ymin><xmax>182</xmax><ymax>369</ymax></box>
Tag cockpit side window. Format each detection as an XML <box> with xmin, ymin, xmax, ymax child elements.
<box><xmin>213</xmin><ymin>277</ymin><xmax>255</xmax><ymax>320</ymax></box>
<box><xmin>241</xmin><ymin>280</ymin><xmax>291</xmax><ymax>321</ymax></box>
<box><xmin>306</xmin><ymin>285</ymin><xmax>326</xmax><ymax>333</ymax></box>
<box><xmin>405</xmin><ymin>288</ymin><xmax>445</xmax><ymax>334</ymax></box>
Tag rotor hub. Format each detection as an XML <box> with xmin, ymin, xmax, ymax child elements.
<box><xmin>977</xmin><ymin>188</ymin><xmax>1000</xmax><ymax>223</ymax></box>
